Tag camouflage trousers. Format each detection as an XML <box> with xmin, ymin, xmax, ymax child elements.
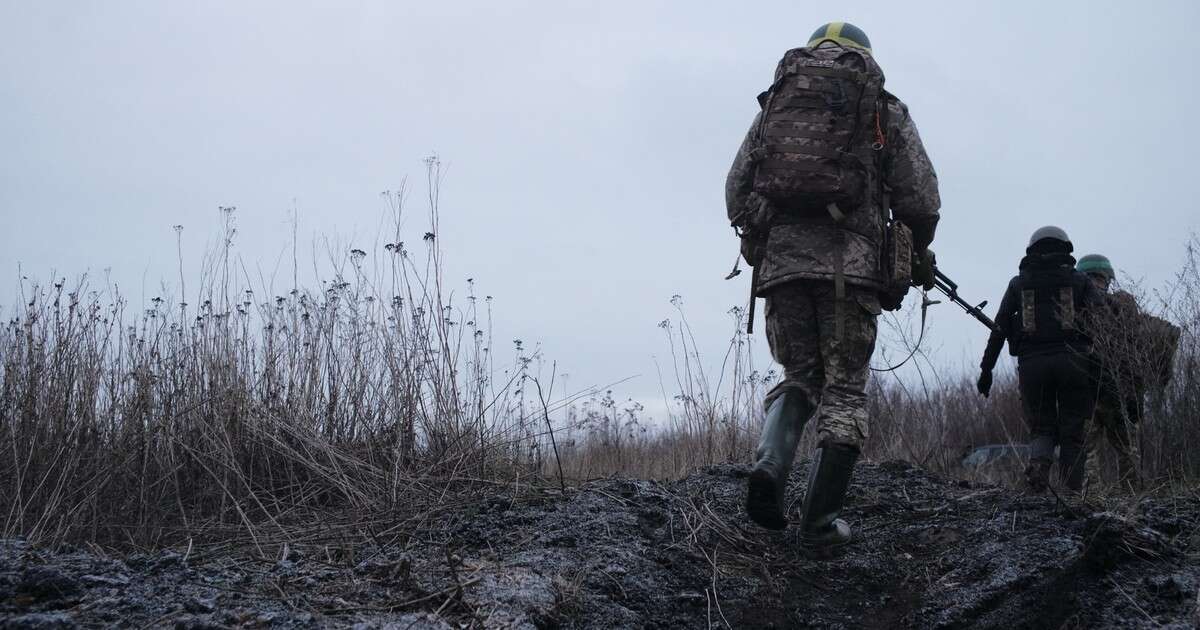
<box><xmin>762</xmin><ymin>280</ymin><xmax>880</xmax><ymax>449</ymax></box>
<box><xmin>1085</xmin><ymin>391</ymin><xmax>1141</xmax><ymax>489</ymax></box>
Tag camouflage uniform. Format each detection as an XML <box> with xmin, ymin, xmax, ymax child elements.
<box><xmin>726</xmin><ymin>59</ymin><xmax>941</xmax><ymax>448</ymax></box>
<box><xmin>764</xmin><ymin>282</ymin><xmax>880</xmax><ymax>446</ymax></box>
<box><xmin>727</xmin><ymin>100</ymin><xmax>941</xmax><ymax>296</ymax></box>
<box><xmin>1084</xmin><ymin>290</ymin><xmax>1148</xmax><ymax>488</ymax></box>
<box><xmin>1085</xmin><ymin>389</ymin><xmax>1140</xmax><ymax>488</ymax></box>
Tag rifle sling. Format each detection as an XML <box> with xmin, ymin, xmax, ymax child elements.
<box><xmin>828</xmin><ymin>203</ymin><xmax>846</xmax><ymax>341</ymax></box>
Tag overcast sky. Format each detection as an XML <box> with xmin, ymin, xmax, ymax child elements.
<box><xmin>3</xmin><ymin>1</ymin><xmax>1198</xmax><ymax>415</ymax></box>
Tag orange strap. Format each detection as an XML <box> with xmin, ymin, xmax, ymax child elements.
<box><xmin>874</xmin><ymin>106</ymin><xmax>886</xmax><ymax>149</ymax></box>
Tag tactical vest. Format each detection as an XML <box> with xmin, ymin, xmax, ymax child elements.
<box><xmin>1010</xmin><ymin>267</ymin><xmax>1090</xmax><ymax>346</ymax></box>
<box><xmin>751</xmin><ymin>45</ymin><xmax>885</xmax><ymax>215</ymax></box>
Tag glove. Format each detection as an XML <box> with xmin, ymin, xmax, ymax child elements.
<box><xmin>977</xmin><ymin>369</ymin><xmax>993</xmax><ymax>398</ymax></box>
<box><xmin>912</xmin><ymin>248</ymin><xmax>936</xmax><ymax>291</ymax></box>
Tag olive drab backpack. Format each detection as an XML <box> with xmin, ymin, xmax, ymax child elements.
<box><xmin>750</xmin><ymin>45</ymin><xmax>887</xmax><ymax>216</ymax></box>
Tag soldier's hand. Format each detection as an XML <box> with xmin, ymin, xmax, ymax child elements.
<box><xmin>912</xmin><ymin>248</ymin><xmax>936</xmax><ymax>291</ymax></box>
<box><xmin>977</xmin><ymin>369</ymin><xmax>993</xmax><ymax>398</ymax></box>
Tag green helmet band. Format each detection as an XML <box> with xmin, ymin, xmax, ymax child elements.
<box><xmin>1077</xmin><ymin>254</ymin><xmax>1115</xmax><ymax>280</ymax></box>
<box><xmin>807</xmin><ymin>22</ymin><xmax>872</xmax><ymax>53</ymax></box>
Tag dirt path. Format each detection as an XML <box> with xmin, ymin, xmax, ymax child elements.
<box><xmin>3</xmin><ymin>461</ymin><xmax>1198</xmax><ymax>628</ymax></box>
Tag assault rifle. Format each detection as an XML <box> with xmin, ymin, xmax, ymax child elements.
<box><xmin>929</xmin><ymin>268</ymin><xmax>998</xmax><ymax>332</ymax></box>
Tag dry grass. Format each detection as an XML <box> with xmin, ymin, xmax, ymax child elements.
<box><xmin>0</xmin><ymin>159</ymin><xmax>572</xmax><ymax>551</ymax></box>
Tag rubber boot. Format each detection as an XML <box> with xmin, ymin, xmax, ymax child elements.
<box><xmin>1026</xmin><ymin>435</ymin><xmax>1055</xmax><ymax>493</ymax></box>
<box><xmin>745</xmin><ymin>391</ymin><xmax>812</xmax><ymax>530</ymax></box>
<box><xmin>1059</xmin><ymin>442</ymin><xmax>1086</xmax><ymax>494</ymax></box>
<box><xmin>798</xmin><ymin>441</ymin><xmax>859</xmax><ymax>550</ymax></box>
<box><xmin>1025</xmin><ymin>457</ymin><xmax>1051</xmax><ymax>493</ymax></box>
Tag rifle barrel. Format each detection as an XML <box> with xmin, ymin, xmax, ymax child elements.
<box><xmin>933</xmin><ymin>268</ymin><xmax>958</xmax><ymax>291</ymax></box>
<box><xmin>930</xmin><ymin>267</ymin><xmax>999</xmax><ymax>332</ymax></box>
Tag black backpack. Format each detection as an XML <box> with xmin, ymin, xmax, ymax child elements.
<box><xmin>1012</xmin><ymin>267</ymin><xmax>1091</xmax><ymax>345</ymax></box>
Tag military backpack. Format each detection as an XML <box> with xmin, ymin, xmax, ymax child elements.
<box><xmin>1010</xmin><ymin>263</ymin><xmax>1093</xmax><ymax>350</ymax></box>
<box><xmin>750</xmin><ymin>45</ymin><xmax>886</xmax><ymax>215</ymax></box>
<box><xmin>749</xmin><ymin>45</ymin><xmax>912</xmax><ymax>310</ymax></box>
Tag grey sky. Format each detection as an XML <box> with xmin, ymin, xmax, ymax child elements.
<box><xmin>3</xmin><ymin>1</ymin><xmax>1199</xmax><ymax>414</ymax></box>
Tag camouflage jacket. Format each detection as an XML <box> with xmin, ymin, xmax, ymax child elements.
<box><xmin>725</xmin><ymin>52</ymin><xmax>941</xmax><ymax>294</ymax></box>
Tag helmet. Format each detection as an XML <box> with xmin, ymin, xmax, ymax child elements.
<box><xmin>1077</xmin><ymin>254</ymin><xmax>1115</xmax><ymax>280</ymax></box>
<box><xmin>807</xmin><ymin>22</ymin><xmax>872</xmax><ymax>54</ymax></box>
<box><xmin>1026</xmin><ymin>225</ymin><xmax>1073</xmax><ymax>253</ymax></box>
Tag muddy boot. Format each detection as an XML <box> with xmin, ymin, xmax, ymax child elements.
<box><xmin>1060</xmin><ymin>439</ymin><xmax>1089</xmax><ymax>494</ymax></box>
<box><xmin>1025</xmin><ymin>457</ymin><xmax>1051</xmax><ymax>493</ymax></box>
<box><xmin>1025</xmin><ymin>435</ymin><xmax>1054</xmax><ymax>493</ymax></box>
<box><xmin>798</xmin><ymin>441</ymin><xmax>859</xmax><ymax>550</ymax></box>
<box><xmin>745</xmin><ymin>392</ymin><xmax>811</xmax><ymax>530</ymax></box>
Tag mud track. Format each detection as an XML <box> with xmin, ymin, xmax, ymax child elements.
<box><xmin>3</xmin><ymin>460</ymin><xmax>1198</xmax><ymax>628</ymax></box>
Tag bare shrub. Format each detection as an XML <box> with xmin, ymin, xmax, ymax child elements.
<box><xmin>1141</xmin><ymin>236</ymin><xmax>1200</xmax><ymax>481</ymax></box>
<box><xmin>0</xmin><ymin>159</ymin><xmax>559</xmax><ymax>550</ymax></box>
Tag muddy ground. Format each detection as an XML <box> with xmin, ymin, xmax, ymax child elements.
<box><xmin>3</xmin><ymin>460</ymin><xmax>1199</xmax><ymax>628</ymax></box>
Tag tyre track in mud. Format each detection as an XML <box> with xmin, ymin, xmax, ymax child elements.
<box><xmin>2</xmin><ymin>460</ymin><xmax>1197</xmax><ymax>628</ymax></box>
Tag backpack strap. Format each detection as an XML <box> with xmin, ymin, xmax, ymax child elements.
<box><xmin>876</xmin><ymin>92</ymin><xmax>893</xmax><ymax>275</ymax></box>
<box><xmin>827</xmin><ymin>200</ymin><xmax>847</xmax><ymax>340</ymax></box>
<box><xmin>834</xmin><ymin>229</ymin><xmax>847</xmax><ymax>341</ymax></box>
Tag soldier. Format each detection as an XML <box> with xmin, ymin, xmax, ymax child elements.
<box><xmin>1076</xmin><ymin>254</ymin><xmax>1142</xmax><ymax>490</ymax></box>
<box><xmin>976</xmin><ymin>227</ymin><xmax>1103</xmax><ymax>494</ymax></box>
<box><xmin>728</xmin><ymin>22</ymin><xmax>941</xmax><ymax>549</ymax></box>
<box><xmin>1078</xmin><ymin>254</ymin><xmax>1181</xmax><ymax>491</ymax></box>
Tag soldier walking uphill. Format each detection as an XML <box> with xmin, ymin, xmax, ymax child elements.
<box><xmin>1077</xmin><ymin>254</ymin><xmax>1180</xmax><ymax>492</ymax></box>
<box><xmin>727</xmin><ymin>22</ymin><xmax>940</xmax><ymax>550</ymax></box>
<box><xmin>977</xmin><ymin>227</ymin><xmax>1103</xmax><ymax>494</ymax></box>
<box><xmin>1077</xmin><ymin>254</ymin><xmax>1142</xmax><ymax>490</ymax></box>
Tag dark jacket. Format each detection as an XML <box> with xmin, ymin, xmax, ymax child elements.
<box><xmin>980</xmin><ymin>252</ymin><xmax>1103</xmax><ymax>371</ymax></box>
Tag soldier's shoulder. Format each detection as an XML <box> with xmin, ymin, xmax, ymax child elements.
<box><xmin>883</xmin><ymin>90</ymin><xmax>911</xmax><ymax>118</ymax></box>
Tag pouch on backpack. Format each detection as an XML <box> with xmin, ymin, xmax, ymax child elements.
<box><xmin>880</xmin><ymin>220</ymin><xmax>913</xmax><ymax>311</ymax></box>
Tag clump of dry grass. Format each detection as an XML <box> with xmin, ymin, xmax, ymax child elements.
<box><xmin>0</xmin><ymin>159</ymin><xmax>573</xmax><ymax>551</ymax></box>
